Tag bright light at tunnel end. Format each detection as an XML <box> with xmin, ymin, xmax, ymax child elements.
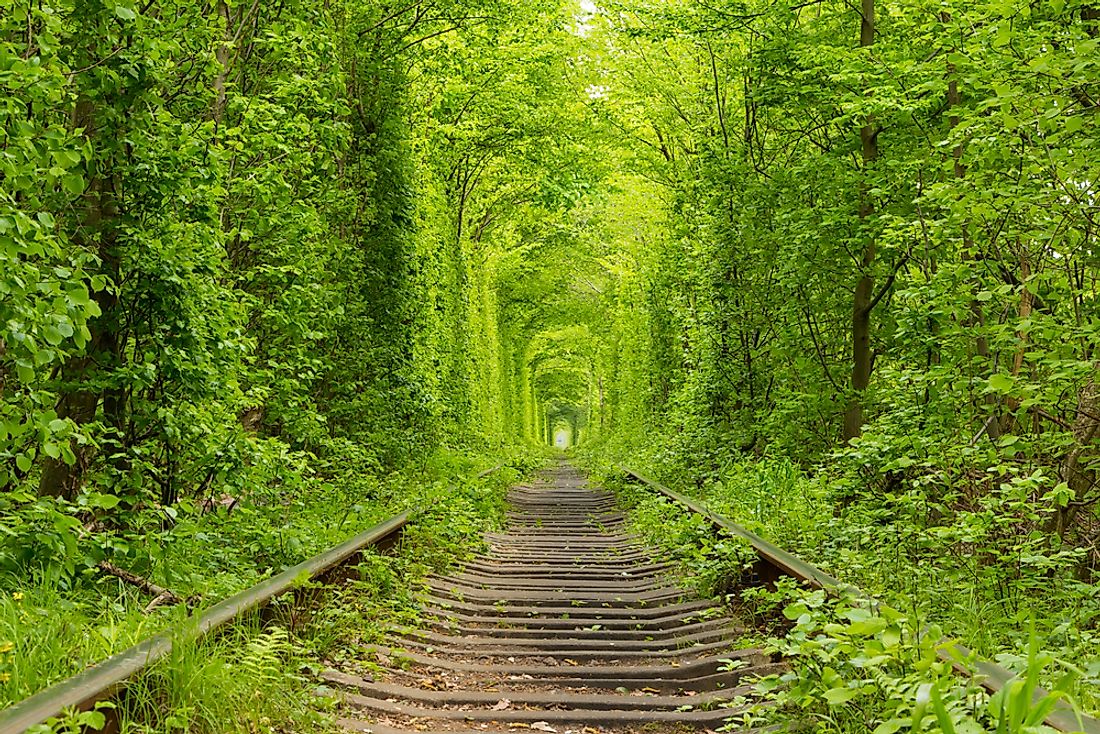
<box><xmin>553</xmin><ymin>428</ymin><xmax>571</xmax><ymax>449</ymax></box>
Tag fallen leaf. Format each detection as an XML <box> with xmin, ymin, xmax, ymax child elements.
<box><xmin>531</xmin><ymin>723</ymin><xmax>557</xmax><ymax>733</ymax></box>
<box><xmin>564</xmin><ymin>659</ymin><xmax>579</xmax><ymax>666</ymax></box>
<box><xmin>492</xmin><ymin>699</ymin><xmax>512</xmax><ymax>711</ymax></box>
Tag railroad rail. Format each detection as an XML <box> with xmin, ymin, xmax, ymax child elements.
<box><xmin>326</xmin><ymin>462</ymin><xmax>780</xmax><ymax>732</ymax></box>
<box><xmin>6</xmin><ymin>461</ymin><xmax>1096</xmax><ymax>734</ymax></box>
<box><xmin>0</xmin><ymin>463</ymin><xmax>509</xmax><ymax>734</ymax></box>
<box><xmin>616</xmin><ymin>465</ymin><xmax>1100</xmax><ymax>734</ymax></box>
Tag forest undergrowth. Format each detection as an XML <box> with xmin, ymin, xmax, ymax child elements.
<box><xmin>581</xmin><ymin>441</ymin><xmax>1100</xmax><ymax>732</ymax></box>
<box><xmin>3</xmin><ymin>445</ymin><xmax>536</xmax><ymax>732</ymax></box>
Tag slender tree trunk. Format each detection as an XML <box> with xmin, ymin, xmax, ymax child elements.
<box><xmin>941</xmin><ymin>23</ymin><xmax>1002</xmax><ymax>440</ymax></box>
<box><xmin>211</xmin><ymin>0</ymin><xmax>232</xmax><ymax>130</ymax></box>
<box><xmin>843</xmin><ymin>0</ymin><xmax>877</xmax><ymax>441</ymax></box>
<box><xmin>39</xmin><ymin>99</ymin><xmax>121</xmax><ymax>499</ymax></box>
<box><xmin>1052</xmin><ymin>374</ymin><xmax>1100</xmax><ymax>542</ymax></box>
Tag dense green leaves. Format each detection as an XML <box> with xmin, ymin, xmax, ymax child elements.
<box><xmin>0</xmin><ymin>0</ymin><xmax>577</xmax><ymax>598</ymax></box>
<box><xmin>3</xmin><ymin>0</ymin><xmax>1100</xmax><ymax>726</ymax></box>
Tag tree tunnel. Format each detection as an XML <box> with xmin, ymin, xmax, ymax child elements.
<box><xmin>489</xmin><ymin>195</ymin><xmax>620</xmax><ymax>450</ymax></box>
<box><xmin>548</xmin><ymin>403</ymin><xmax>587</xmax><ymax>449</ymax></box>
<box><xmin>521</xmin><ymin>327</ymin><xmax>601</xmax><ymax>448</ymax></box>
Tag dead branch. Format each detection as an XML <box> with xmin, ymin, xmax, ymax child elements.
<box><xmin>97</xmin><ymin>561</ymin><xmax>184</xmax><ymax>612</ymax></box>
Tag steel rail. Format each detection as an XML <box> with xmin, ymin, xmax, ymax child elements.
<box><xmin>617</xmin><ymin>465</ymin><xmax>1100</xmax><ymax>734</ymax></box>
<box><xmin>0</xmin><ymin>512</ymin><xmax>409</xmax><ymax>734</ymax></box>
<box><xmin>476</xmin><ymin>462</ymin><xmax>508</xmax><ymax>479</ymax></box>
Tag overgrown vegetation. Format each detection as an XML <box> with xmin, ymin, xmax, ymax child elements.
<box><xmin>2</xmin><ymin>0</ymin><xmax>566</xmax><ymax>723</ymax></box>
<box><xmin>4</xmin><ymin>0</ymin><xmax>1100</xmax><ymax>730</ymax></box>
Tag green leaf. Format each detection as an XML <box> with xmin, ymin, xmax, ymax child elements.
<box><xmin>930</xmin><ymin>684</ymin><xmax>958</xmax><ymax>734</ymax></box>
<box><xmin>823</xmin><ymin>686</ymin><xmax>859</xmax><ymax>705</ymax></box>
<box><xmin>62</xmin><ymin>174</ymin><xmax>86</xmax><ymax>195</ymax></box>
<box><xmin>86</xmin><ymin>493</ymin><xmax>121</xmax><ymax>509</ymax></box>
<box><xmin>847</xmin><ymin>616</ymin><xmax>888</xmax><ymax>636</ymax></box>
<box><xmin>15</xmin><ymin>362</ymin><xmax>34</xmax><ymax>383</ymax></box>
<box><xmin>15</xmin><ymin>454</ymin><xmax>32</xmax><ymax>473</ymax></box>
<box><xmin>81</xmin><ymin>710</ymin><xmax>107</xmax><ymax>730</ymax></box>
<box><xmin>43</xmin><ymin>325</ymin><xmax>65</xmax><ymax>346</ymax></box>
<box><xmin>872</xmin><ymin>720</ymin><xmax>905</xmax><ymax>734</ymax></box>
<box><xmin>783</xmin><ymin>602</ymin><xmax>808</xmax><ymax>620</ymax></box>
<box><xmin>988</xmin><ymin>374</ymin><xmax>1014</xmax><ymax>393</ymax></box>
<box><xmin>68</xmin><ymin>287</ymin><xmax>93</xmax><ymax>308</ymax></box>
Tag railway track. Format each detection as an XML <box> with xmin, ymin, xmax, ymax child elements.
<box><xmin>3</xmin><ymin>460</ymin><xmax>1096</xmax><ymax>733</ymax></box>
<box><xmin>323</xmin><ymin>463</ymin><xmax>778</xmax><ymax>733</ymax></box>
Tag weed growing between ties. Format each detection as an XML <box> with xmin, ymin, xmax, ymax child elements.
<box><xmin>103</xmin><ymin>460</ymin><xmax>521</xmax><ymax>734</ymax></box>
<box><xmin>598</xmin><ymin>469</ymin><xmax>763</xmax><ymax>626</ymax></box>
<box><xmin>301</xmin><ymin>465</ymin><xmax>516</xmax><ymax>669</ymax></box>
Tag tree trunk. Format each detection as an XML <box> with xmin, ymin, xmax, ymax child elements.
<box><xmin>39</xmin><ymin>99</ymin><xmax>122</xmax><ymax>499</ymax></box>
<box><xmin>211</xmin><ymin>0</ymin><xmax>232</xmax><ymax>130</ymax></box>
<box><xmin>999</xmin><ymin>247</ymin><xmax>1033</xmax><ymax>434</ymax></box>
<box><xmin>1052</xmin><ymin>374</ymin><xmax>1100</xmax><ymax>542</ymax></box>
<box><xmin>843</xmin><ymin>0</ymin><xmax>877</xmax><ymax>442</ymax></box>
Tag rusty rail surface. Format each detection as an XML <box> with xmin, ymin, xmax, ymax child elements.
<box><xmin>618</xmin><ymin>465</ymin><xmax>1100</xmax><ymax>734</ymax></box>
<box><xmin>0</xmin><ymin>512</ymin><xmax>409</xmax><ymax>734</ymax></box>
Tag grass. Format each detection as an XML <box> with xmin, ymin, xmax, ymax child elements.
<box><xmin>3</xmin><ymin>445</ymin><xmax>541</xmax><ymax>733</ymax></box>
<box><xmin>117</xmin><ymin>622</ymin><xmax>329</xmax><ymax>734</ymax></box>
<box><xmin>0</xmin><ymin>582</ymin><xmax>186</xmax><ymax>705</ymax></box>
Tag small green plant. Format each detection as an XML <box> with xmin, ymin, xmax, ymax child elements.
<box><xmin>26</xmin><ymin>704</ymin><xmax>115</xmax><ymax>734</ymax></box>
<box><xmin>746</xmin><ymin>586</ymin><xmax>1091</xmax><ymax>734</ymax></box>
